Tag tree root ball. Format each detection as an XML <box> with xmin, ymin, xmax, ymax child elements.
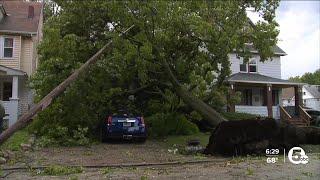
<box><xmin>204</xmin><ymin>118</ymin><xmax>320</xmax><ymax>156</ymax></box>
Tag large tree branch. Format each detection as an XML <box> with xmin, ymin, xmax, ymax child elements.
<box><xmin>159</xmin><ymin>53</ymin><xmax>227</xmax><ymax>126</ymax></box>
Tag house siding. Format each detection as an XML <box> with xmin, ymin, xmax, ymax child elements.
<box><xmin>229</xmin><ymin>53</ymin><xmax>282</xmax><ymax>79</ymax></box>
<box><xmin>305</xmin><ymin>99</ymin><xmax>320</xmax><ymax>111</ymax></box>
<box><xmin>20</xmin><ymin>37</ymin><xmax>34</xmax><ymax>76</ymax></box>
<box><xmin>18</xmin><ymin>78</ymin><xmax>30</xmax><ymax>114</ymax></box>
<box><xmin>0</xmin><ymin>35</ymin><xmax>21</xmax><ymax>69</ymax></box>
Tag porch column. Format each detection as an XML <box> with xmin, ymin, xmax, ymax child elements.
<box><xmin>294</xmin><ymin>85</ymin><xmax>302</xmax><ymax>116</ymax></box>
<box><xmin>11</xmin><ymin>76</ymin><xmax>19</xmax><ymax>99</ymax></box>
<box><xmin>8</xmin><ymin>76</ymin><xmax>19</xmax><ymax>127</ymax></box>
<box><xmin>228</xmin><ymin>83</ymin><xmax>235</xmax><ymax>112</ymax></box>
<box><xmin>266</xmin><ymin>84</ymin><xmax>273</xmax><ymax>118</ymax></box>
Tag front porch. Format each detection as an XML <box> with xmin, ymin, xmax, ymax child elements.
<box><xmin>227</xmin><ymin>73</ymin><xmax>311</xmax><ymax>126</ymax></box>
<box><xmin>0</xmin><ymin>65</ymin><xmax>27</xmax><ymax>128</ymax></box>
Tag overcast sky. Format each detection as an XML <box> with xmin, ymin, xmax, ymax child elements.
<box><xmin>249</xmin><ymin>1</ymin><xmax>320</xmax><ymax>79</ymax></box>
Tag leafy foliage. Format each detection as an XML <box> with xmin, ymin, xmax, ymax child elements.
<box><xmin>0</xmin><ymin>129</ymin><xmax>30</xmax><ymax>151</ymax></box>
<box><xmin>37</xmin><ymin>165</ymin><xmax>83</xmax><ymax>176</ymax></box>
<box><xmin>35</xmin><ymin>126</ymin><xmax>90</xmax><ymax>147</ymax></box>
<box><xmin>221</xmin><ymin>112</ymin><xmax>257</xmax><ymax>121</ymax></box>
<box><xmin>30</xmin><ymin>0</ymin><xmax>281</xmax><ymax>141</ymax></box>
<box><xmin>289</xmin><ymin>69</ymin><xmax>320</xmax><ymax>85</ymax></box>
<box><xmin>146</xmin><ymin>113</ymin><xmax>199</xmax><ymax>137</ymax></box>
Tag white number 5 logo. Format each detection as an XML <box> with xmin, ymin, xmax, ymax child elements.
<box><xmin>288</xmin><ymin>147</ymin><xmax>309</xmax><ymax>164</ymax></box>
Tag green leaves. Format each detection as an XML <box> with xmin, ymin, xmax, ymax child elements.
<box><xmin>31</xmin><ymin>0</ymin><xmax>281</xmax><ymax>139</ymax></box>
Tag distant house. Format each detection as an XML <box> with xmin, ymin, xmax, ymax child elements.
<box><xmin>225</xmin><ymin>44</ymin><xmax>311</xmax><ymax>126</ymax></box>
<box><xmin>282</xmin><ymin>85</ymin><xmax>320</xmax><ymax>111</ymax></box>
<box><xmin>0</xmin><ymin>1</ymin><xmax>43</xmax><ymax>128</ymax></box>
<box><xmin>282</xmin><ymin>87</ymin><xmax>295</xmax><ymax>107</ymax></box>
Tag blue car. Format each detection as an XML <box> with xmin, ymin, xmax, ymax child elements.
<box><xmin>103</xmin><ymin>113</ymin><xmax>147</xmax><ymax>142</ymax></box>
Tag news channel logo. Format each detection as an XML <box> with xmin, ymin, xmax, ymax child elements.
<box><xmin>288</xmin><ymin>147</ymin><xmax>309</xmax><ymax>164</ymax></box>
<box><xmin>265</xmin><ymin>147</ymin><xmax>309</xmax><ymax>164</ymax></box>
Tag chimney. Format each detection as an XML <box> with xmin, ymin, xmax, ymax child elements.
<box><xmin>28</xmin><ymin>5</ymin><xmax>34</xmax><ymax>18</ymax></box>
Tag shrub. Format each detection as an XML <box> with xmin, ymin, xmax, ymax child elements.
<box><xmin>36</xmin><ymin>125</ymin><xmax>90</xmax><ymax>147</ymax></box>
<box><xmin>146</xmin><ymin>113</ymin><xmax>199</xmax><ymax>137</ymax></box>
<box><xmin>221</xmin><ymin>112</ymin><xmax>257</xmax><ymax>121</ymax></box>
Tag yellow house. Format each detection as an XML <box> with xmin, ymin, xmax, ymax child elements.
<box><xmin>0</xmin><ymin>1</ymin><xmax>43</xmax><ymax>127</ymax></box>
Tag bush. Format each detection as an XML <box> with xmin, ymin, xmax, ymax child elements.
<box><xmin>146</xmin><ymin>113</ymin><xmax>199</xmax><ymax>137</ymax></box>
<box><xmin>221</xmin><ymin>112</ymin><xmax>257</xmax><ymax>121</ymax></box>
<box><xmin>36</xmin><ymin>125</ymin><xmax>90</xmax><ymax>147</ymax></box>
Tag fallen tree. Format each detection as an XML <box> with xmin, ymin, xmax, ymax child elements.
<box><xmin>0</xmin><ymin>26</ymin><xmax>135</xmax><ymax>144</ymax></box>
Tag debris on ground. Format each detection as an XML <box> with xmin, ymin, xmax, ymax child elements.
<box><xmin>185</xmin><ymin>139</ymin><xmax>204</xmax><ymax>154</ymax></box>
<box><xmin>0</xmin><ymin>157</ymin><xmax>6</xmax><ymax>164</ymax></box>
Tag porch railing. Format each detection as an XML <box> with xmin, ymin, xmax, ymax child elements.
<box><xmin>299</xmin><ymin>105</ymin><xmax>311</xmax><ymax>126</ymax></box>
<box><xmin>280</xmin><ymin>106</ymin><xmax>292</xmax><ymax>123</ymax></box>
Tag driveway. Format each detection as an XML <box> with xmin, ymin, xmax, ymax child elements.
<box><xmin>1</xmin><ymin>141</ymin><xmax>320</xmax><ymax>179</ymax></box>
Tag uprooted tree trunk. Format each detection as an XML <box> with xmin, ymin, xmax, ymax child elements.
<box><xmin>204</xmin><ymin>118</ymin><xmax>320</xmax><ymax>156</ymax></box>
<box><xmin>156</xmin><ymin>51</ymin><xmax>320</xmax><ymax>155</ymax></box>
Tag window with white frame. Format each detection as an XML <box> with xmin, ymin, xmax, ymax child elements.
<box><xmin>239</xmin><ymin>57</ymin><xmax>258</xmax><ymax>73</ymax></box>
<box><xmin>3</xmin><ymin>37</ymin><xmax>14</xmax><ymax>58</ymax></box>
<box><xmin>248</xmin><ymin>58</ymin><xmax>257</xmax><ymax>73</ymax></box>
<box><xmin>239</xmin><ymin>58</ymin><xmax>247</xmax><ymax>72</ymax></box>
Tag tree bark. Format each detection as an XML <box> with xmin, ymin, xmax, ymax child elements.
<box><xmin>161</xmin><ymin>58</ymin><xmax>227</xmax><ymax>127</ymax></box>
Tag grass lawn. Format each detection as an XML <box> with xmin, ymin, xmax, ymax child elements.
<box><xmin>0</xmin><ymin>129</ymin><xmax>30</xmax><ymax>151</ymax></box>
<box><xmin>162</xmin><ymin>132</ymin><xmax>211</xmax><ymax>148</ymax></box>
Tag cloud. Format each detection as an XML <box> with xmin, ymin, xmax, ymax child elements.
<box><xmin>248</xmin><ymin>1</ymin><xmax>320</xmax><ymax>79</ymax></box>
<box><xmin>277</xmin><ymin>1</ymin><xmax>320</xmax><ymax>79</ymax></box>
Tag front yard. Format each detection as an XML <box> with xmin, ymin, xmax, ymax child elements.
<box><xmin>1</xmin><ymin>131</ymin><xmax>320</xmax><ymax>179</ymax></box>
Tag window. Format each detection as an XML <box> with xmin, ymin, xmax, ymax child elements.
<box><xmin>239</xmin><ymin>89</ymin><xmax>252</xmax><ymax>105</ymax></box>
<box><xmin>239</xmin><ymin>57</ymin><xmax>258</xmax><ymax>73</ymax></box>
<box><xmin>240</xmin><ymin>63</ymin><xmax>247</xmax><ymax>72</ymax></box>
<box><xmin>3</xmin><ymin>38</ymin><xmax>14</xmax><ymax>58</ymax></box>
<box><xmin>239</xmin><ymin>58</ymin><xmax>247</xmax><ymax>72</ymax></box>
<box><xmin>248</xmin><ymin>59</ymin><xmax>257</xmax><ymax>73</ymax></box>
<box><xmin>2</xmin><ymin>82</ymin><xmax>12</xmax><ymax>101</ymax></box>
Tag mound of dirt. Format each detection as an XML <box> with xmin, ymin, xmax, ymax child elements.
<box><xmin>204</xmin><ymin>118</ymin><xmax>320</xmax><ymax>156</ymax></box>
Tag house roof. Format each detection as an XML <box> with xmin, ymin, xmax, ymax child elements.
<box><xmin>244</xmin><ymin>44</ymin><xmax>287</xmax><ymax>56</ymax></box>
<box><xmin>227</xmin><ymin>73</ymin><xmax>305</xmax><ymax>86</ymax></box>
<box><xmin>0</xmin><ymin>65</ymin><xmax>27</xmax><ymax>76</ymax></box>
<box><xmin>0</xmin><ymin>0</ymin><xmax>43</xmax><ymax>35</ymax></box>
<box><xmin>304</xmin><ymin>85</ymin><xmax>320</xmax><ymax>98</ymax></box>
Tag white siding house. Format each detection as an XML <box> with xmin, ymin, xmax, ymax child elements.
<box><xmin>226</xmin><ymin>47</ymin><xmax>306</xmax><ymax>121</ymax></box>
<box><xmin>282</xmin><ymin>85</ymin><xmax>320</xmax><ymax>111</ymax></box>
<box><xmin>0</xmin><ymin>1</ymin><xmax>43</xmax><ymax>128</ymax></box>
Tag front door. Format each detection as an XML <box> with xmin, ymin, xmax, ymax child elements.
<box><xmin>2</xmin><ymin>82</ymin><xmax>12</xmax><ymax>101</ymax></box>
